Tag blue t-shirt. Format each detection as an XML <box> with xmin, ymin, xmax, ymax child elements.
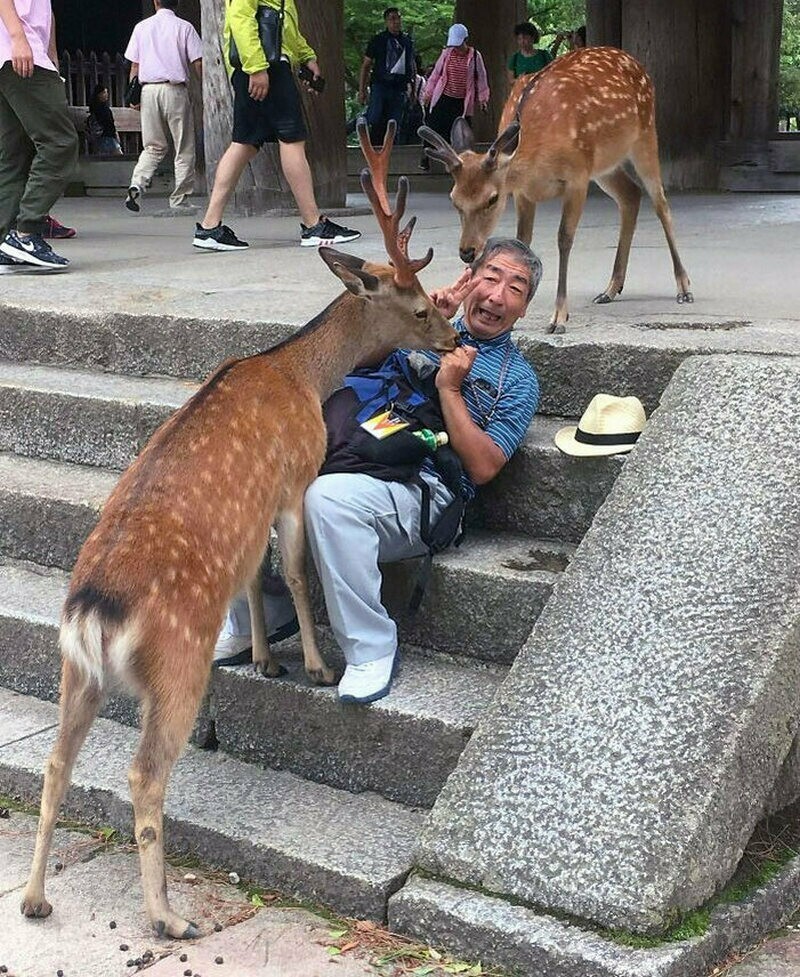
<box><xmin>416</xmin><ymin>317</ymin><xmax>540</xmax><ymax>499</ymax></box>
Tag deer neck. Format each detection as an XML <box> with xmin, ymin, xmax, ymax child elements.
<box><xmin>270</xmin><ymin>293</ymin><xmax>393</xmax><ymax>402</ymax></box>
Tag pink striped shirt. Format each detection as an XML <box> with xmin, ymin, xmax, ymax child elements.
<box><xmin>0</xmin><ymin>0</ymin><xmax>56</xmax><ymax>73</ymax></box>
<box><xmin>124</xmin><ymin>8</ymin><xmax>202</xmax><ymax>85</ymax></box>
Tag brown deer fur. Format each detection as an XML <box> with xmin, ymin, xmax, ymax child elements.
<box><xmin>420</xmin><ymin>46</ymin><xmax>692</xmax><ymax>331</ymax></box>
<box><xmin>20</xmin><ymin>125</ymin><xmax>458</xmax><ymax>940</ymax></box>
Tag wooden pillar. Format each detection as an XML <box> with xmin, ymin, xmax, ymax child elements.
<box><xmin>201</xmin><ymin>0</ymin><xmax>345</xmax><ymax>215</ymax></box>
<box><xmin>586</xmin><ymin>0</ymin><xmax>621</xmax><ymax>47</ymax></box>
<box><xmin>622</xmin><ymin>0</ymin><xmax>729</xmax><ymax>189</ymax></box>
<box><xmin>455</xmin><ymin>0</ymin><xmax>527</xmax><ymax>141</ymax></box>
<box><xmin>296</xmin><ymin>0</ymin><xmax>346</xmax><ymax>209</ymax></box>
<box><xmin>729</xmin><ymin>0</ymin><xmax>783</xmax><ymax>140</ymax></box>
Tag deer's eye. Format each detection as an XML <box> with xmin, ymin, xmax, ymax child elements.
<box><xmin>415</xmin><ymin>310</ymin><xmax>428</xmax><ymax>320</ymax></box>
<box><xmin>485</xmin><ymin>194</ymin><xmax>499</xmax><ymax>209</ymax></box>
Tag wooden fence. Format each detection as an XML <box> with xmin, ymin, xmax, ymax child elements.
<box><xmin>59</xmin><ymin>49</ymin><xmax>142</xmax><ymax>154</ymax></box>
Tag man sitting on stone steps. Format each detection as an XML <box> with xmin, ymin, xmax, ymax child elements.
<box><xmin>216</xmin><ymin>238</ymin><xmax>543</xmax><ymax>705</ymax></box>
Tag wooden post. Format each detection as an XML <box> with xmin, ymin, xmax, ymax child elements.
<box><xmin>455</xmin><ymin>0</ymin><xmax>527</xmax><ymax>142</ymax></box>
<box><xmin>622</xmin><ymin>0</ymin><xmax>729</xmax><ymax>189</ymax></box>
<box><xmin>296</xmin><ymin>0</ymin><xmax>346</xmax><ymax>210</ymax></box>
<box><xmin>586</xmin><ymin>0</ymin><xmax>622</xmax><ymax>47</ymax></box>
<box><xmin>729</xmin><ymin>0</ymin><xmax>783</xmax><ymax>141</ymax></box>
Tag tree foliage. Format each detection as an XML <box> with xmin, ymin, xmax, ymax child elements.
<box><xmin>780</xmin><ymin>0</ymin><xmax>800</xmax><ymax>119</ymax></box>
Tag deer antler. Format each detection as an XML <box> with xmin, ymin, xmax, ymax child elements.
<box><xmin>357</xmin><ymin>117</ymin><xmax>432</xmax><ymax>286</ymax></box>
<box><xmin>418</xmin><ymin>125</ymin><xmax>462</xmax><ymax>170</ymax></box>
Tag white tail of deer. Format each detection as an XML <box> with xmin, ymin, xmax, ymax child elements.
<box><xmin>420</xmin><ymin>46</ymin><xmax>693</xmax><ymax>332</ymax></box>
<box><xmin>20</xmin><ymin>120</ymin><xmax>458</xmax><ymax>940</ymax></box>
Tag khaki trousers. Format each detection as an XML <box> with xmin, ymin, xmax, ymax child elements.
<box><xmin>131</xmin><ymin>83</ymin><xmax>195</xmax><ymax>208</ymax></box>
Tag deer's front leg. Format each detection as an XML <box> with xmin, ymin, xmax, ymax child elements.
<box><xmin>514</xmin><ymin>193</ymin><xmax>536</xmax><ymax>246</ymax></box>
<box><xmin>275</xmin><ymin>506</ymin><xmax>335</xmax><ymax>687</ymax></box>
<box><xmin>247</xmin><ymin>572</ymin><xmax>285</xmax><ymax>678</ymax></box>
<box><xmin>548</xmin><ymin>183</ymin><xmax>588</xmax><ymax>333</ymax></box>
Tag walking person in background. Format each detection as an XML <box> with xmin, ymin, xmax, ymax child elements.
<box><xmin>507</xmin><ymin>22</ymin><xmax>552</xmax><ymax>83</ymax></box>
<box><xmin>0</xmin><ymin>0</ymin><xmax>78</xmax><ymax>270</ymax></box>
<box><xmin>193</xmin><ymin>0</ymin><xmax>360</xmax><ymax>252</ymax></box>
<box><xmin>86</xmin><ymin>81</ymin><xmax>122</xmax><ymax>155</ymax></box>
<box><xmin>399</xmin><ymin>53</ymin><xmax>425</xmax><ymax>144</ymax></box>
<box><xmin>124</xmin><ymin>0</ymin><xmax>202</xmax><ymax>216</ymax></box>
<box><xmin>550</xmin><ymin>24</ymin><xmax>587</xmax><ymax>58</ymax></box>
<box><xmin>359</xmin><ymin>7</ymin><xmax>414</xmax><ymax>147</ymax></box>
<box><xmin>420</xmin><ymin>24</ymin><xmax>489</xmax><ymax>171</ymax></box>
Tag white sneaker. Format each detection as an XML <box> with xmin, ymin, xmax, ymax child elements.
<box><xmin>213</xmin><ymin>591</ymin><xmax>298</xmax><ymax>667</ymax></box>
<box><xmin>337</xmin><ymin>652</ymin><xmax>397</xmax><ymax>705</ymax></box>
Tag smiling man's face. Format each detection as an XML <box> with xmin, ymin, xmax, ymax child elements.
<box><xmin>462</xmin><ymin>251</ymin><xmax>532</xmax><ymax>340</ymax></box>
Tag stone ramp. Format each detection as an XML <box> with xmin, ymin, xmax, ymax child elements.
<box><xmin>414</xmin><ymin>355</ymin><xmax>800</xmax><ymax>934</ymax></box>
<box><xmin>0</xmin><ymin>688</ymin><xmax>421</xmax><ymax>920</ymax></box>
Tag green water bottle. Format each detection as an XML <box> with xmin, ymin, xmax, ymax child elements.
<box><xmin>413</xmin><ymin>429</ymin><xmax>449</xmax><ymax>452</ymax></box>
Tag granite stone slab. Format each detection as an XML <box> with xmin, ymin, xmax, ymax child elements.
<box><xmin>416</xmin><ymin>354</ymin><xmax>800</xmax><ymax>933</ymax></box>
<box><xmin>0</xmin><ymin>689</ymin><xmax>423</xmax><ymax>920</ymax></box>
<box><xmin>388</xmin><ymin>870</ymin><xmax>800</xmax><ymax>977</ymax></box>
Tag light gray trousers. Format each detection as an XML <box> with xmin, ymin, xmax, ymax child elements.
<box><xmin>304</xmin><ymin>471</ymin><xmax>453</xmax><ymax>666</ymax></box>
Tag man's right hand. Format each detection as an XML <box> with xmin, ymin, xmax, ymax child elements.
<box><xmin>11</xmin><ymin>33</ymin><xmax>34</xmax><ymax>78</ymax></box>
<box><xmin>429</xmin><ymin>269</ymin><xmax>477</xmax><ymax>318</ymax></box>
<box><xmin>249</xmin><ymin>69</ymin><xmax>269</xmax><ymax>101</ymax></box>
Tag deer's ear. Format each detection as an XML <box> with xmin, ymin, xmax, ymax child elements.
<box><xmin>319</xmin><ymin>248</ymin><xmax>380</xmax><ymax>296</ymax></box>
<box><xmin>483</xmin><ymin>121</ymin><xmax>521</xmax><ymax>171</ymax></box>
<box><xmin>450</xmin><ymin>117</ymin><xmax>474</xmax><ymax>153</ymax></box>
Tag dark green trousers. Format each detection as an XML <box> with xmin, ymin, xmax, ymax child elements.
<box><xmin>0</xmin><ymin>62</ymin><xmax>78</xmax><ymax>238</ymax></box>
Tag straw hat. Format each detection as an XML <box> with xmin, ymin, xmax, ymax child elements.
<box><xmin>554</xmin><ymin>394</ymin><xmax>646</xmax><ymax>457</ymax></box>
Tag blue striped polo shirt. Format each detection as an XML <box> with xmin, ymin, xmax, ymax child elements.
<box><xmin>419</xmin><ymin>316</ymin><xmax>540</xmax><ymax>499</ymax></box>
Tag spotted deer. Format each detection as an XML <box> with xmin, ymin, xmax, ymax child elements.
<box><xmin>20</xmin><ymin>121</ymin><xmax>458</xmax><ymax>940</ymax></box>
<box><xmin>420</xmin><ymin>46</ymin><xmax>692</xmax><ymax>331</ymax></box>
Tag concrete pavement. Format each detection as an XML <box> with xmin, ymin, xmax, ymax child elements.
<box><xmin>1</xmin><ymin>190</ymin><xmax>798</xmax><ymax>331</ymax></box>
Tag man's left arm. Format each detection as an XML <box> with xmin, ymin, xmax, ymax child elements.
<box><xmin>436</xmin><ymin>347</ymin><xmax>507</xmax><ymax>485</ymax></box>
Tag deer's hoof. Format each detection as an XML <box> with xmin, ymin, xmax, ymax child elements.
<box><xmin>181</xmin><ymin>921</ymin><xmax>201</xmax><ymax>940</ymax></box>
<box><xmin>307</xmin><ymin>666</ymin><xmax>337</xmax><ymax>687</ymax></box>
<box><xmin>253</xmin><ymin>661</ymin><xmax>288</xmax><ymax>679</ymax></box>
<box><xmin>546</xmin><ymin>322</ymin><xmax>567</xmax><ymax>335</ymax></box>
<box><xmin>21</xmin><ymin>895</ymin><xmax>52</xmax><ymax>919</ymax></box>
<box><xmin>593</xmin><ymin>292</ymin><xmax>613</xmax><ymax>304</ymax></box>
<box><xmin>677</xmin><ymin>291</ymin><xmax>694</xmax><ymax>304</ymax></box>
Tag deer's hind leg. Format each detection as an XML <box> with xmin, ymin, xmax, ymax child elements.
<box><xmin>593</xmin><ymin>167</ymin><xmax>642</xmax><ymax>304</ymax></box>
<box><xmin>247</xmin><ymin>568</ymin><xmax>286</xmax><ymax>679</ymax></box>
<box><xmin>21</xmin><ymin>658</ymin><xmax>104</xmax><ymax>919</ymax></box>
<box><xmin>628</xmin><ymin>129</ymin><xmax>693</xmax><ymax>303</ymax></box>
<box><xmin>128</xmin><ymin>642</ymin><xmax>209</xmax><ymax>939</ymax></box>
<box><xmin>276</xmin><ymin>504</ymin><xmax>335</xmax><ymax>686</ymax></box>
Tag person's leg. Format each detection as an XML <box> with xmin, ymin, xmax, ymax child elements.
<box><xmin>1</xmin><ymin>66</ymin><xmax>78</xmax><ymax>237</ymax></box>
<box><xmin>0</xmin><ymin>71</ymin><xmax>34</xmax><ymax>241</ymax></box>
<box><xmin>165</xmin><ymin>86</ymin><xmax>196</xmax><ymax>208</ymax></box>
<box><xmin>278</xmin><ymin>140</ymin><xmax>319</xmax><ymax>228</ymax></box>
<box><xmin>130</xmin><ymin>86</ymin><xmax>170</xmax><ymax>197</ymax></box>
<box><xmin>199</xmin><ymin>141</ymin><xmax>258</xmax><ymax>228</ymax></box>
<box><xmin>304</xmin><ymin>472</ymin><xmax>453</xmax><ymax>666</ymax></box>
<box><xmin>367</xmin><ymin>83</ymin><xmax>387</xmax><ymax>145</ymax></box>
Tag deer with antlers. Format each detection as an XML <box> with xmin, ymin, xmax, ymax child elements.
<box><xmin>420</xmin><ymin>46</ymin><xmax>692</xmax><ymax>331</ymax></box>
<box><xmin>20</xmin><ymin>121</ymin><xmax>457</xmax><ymax>940</ymax></box>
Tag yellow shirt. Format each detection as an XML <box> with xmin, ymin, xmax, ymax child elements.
<box><xmin>224</xmin><ymin>0</ymin><xmax>316</xmax><ymax>76</ymax></box>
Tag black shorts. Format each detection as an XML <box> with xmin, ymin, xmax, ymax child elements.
<box><xmin>231</xmin><ymin>60</ymin><xmax>307</xmax><ymax>147</ymax></box>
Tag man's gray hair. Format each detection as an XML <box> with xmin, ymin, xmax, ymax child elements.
<box><xmin>470</xmin><ymin>237</ymin><xmax>543</xmax><ymax>300</ymax></box>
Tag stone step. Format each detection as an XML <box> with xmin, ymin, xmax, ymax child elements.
<box><xmin>0</xmin><ymin>452</ymin><xmax>572</xmax><ymax>664</ymax></box>
<box><xmin>0</xmin><ymin>361</ymin><xmax>623</xmax><ymax>541</ymax></box>
<box><xmin>3</xmin><ymin>303</ymin><xmax>799</xmax><ymax>421</ymax></box>
<box><xmin>0</xmin><ymin>687</ymin><xmax>422</xmax><ymax>921</ymax></box>
<box><xmin>0</xmin><ymin>559</ymin><xmax>506</xmax><ymax>808</ymax></box>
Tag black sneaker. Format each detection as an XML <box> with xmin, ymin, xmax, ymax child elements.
<box><xmin>192</xmin><ymin>222</ymin><xmax>249</xmax><ymax>251</ymax></box>
<box><xmin>0</xmin><ymin>251</ymin><xmax>24</xmax><ymax>273</ymax></box>
<box><xmin>125</xmin><ymin>185</ymin><xmax>141</xmax><ymax>213</ymax></box>
<box><xmin>0</xmin><ymin>231</ymin><xmax>69</xmax><ymax>269</ymax></box>
<box><xmin>300</xmin><ymin>216</ymin><xmax>361</xmax><ymax>247</ymax></box>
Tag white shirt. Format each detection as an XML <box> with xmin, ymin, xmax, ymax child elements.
<box><xmin>124</xmin><ymin>8</ymin><xmax>202</xmax><ymax>84</ymax></box>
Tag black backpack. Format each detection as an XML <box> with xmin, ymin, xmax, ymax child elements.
<box><xmin>320</xmin><ymin>352</ymin><xmax>467</xmax><ymax>611</ymax></box>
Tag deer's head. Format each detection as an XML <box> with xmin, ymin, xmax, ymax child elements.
<box><xmin>318</xmin><ymin>119</ymin><xmax>459</xmax><ymax>355</ymax></box>
<box><xmin>420</xmin><ymin>119</ymin><xmax>521</xmax><ymax>264</ymax></box>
